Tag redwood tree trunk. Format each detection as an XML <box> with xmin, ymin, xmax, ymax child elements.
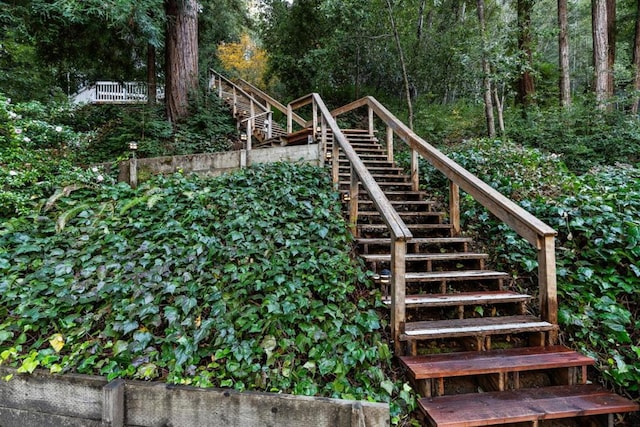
<box><xmin>632</xmin><ymin>0</ymin><xmax>640</xmax><ymax>115</ymax></box>
<box><xmin>558</xmin><ymin>0</ymin><xmax>571</xmax><ymax>107</ymax></box>
<box><xmin>606</xmin><ymin>0</ymin><xmax>616</xmax><ymax>98</ymax></box>
<box><xmin>592</xmin><ymin>0</ymin><xmax>608</xmax><ymax>109</ymax></box>
<box><xmin>477</xmin><ymin>0</ymin><xmax>495</xmax><ymax>137</ymax></box>
<box><xmin>147</xmin><ymin>43</ymin><xmax>157</xmax><ymax>105</ymax></box>
<box><xmin>165</xmin><ymin>0</ymin><xmax>199</xmax><ymax>123</ymax></box>
<box><xmin>517</xmin><ymin>0</ymin><xmax>536</xmax><ymax>106</ymax></box>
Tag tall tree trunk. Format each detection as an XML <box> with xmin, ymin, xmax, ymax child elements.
<box><xmin>416</xmin><ymin>0</ymin><xmax>426</xmax><ymax>47</ymax></box>
<box><xmin>558</xmin><ymin>0</ymin><xmax>571</xmax><ymax>107</ymax></box>
<box><xmin>516</xmin><ymin>0</ymin><xmax>535</xmax><ymax>106</ymax></box>
<box><xmin>592</xmin><ymin>0</ymin><xmax>608</xmax><ymax>109</ymax></box>
<box><xmin>632</xmin><ymin>0</ymin><xmax>640</xmax><ymax>115</ymax></box>
<box><xmin>165</xmin><ymin>0</ymin><xmax>199</xmax><ymax>124</ymax></box>
<box><xmin>477</xmin><ymin>0</ymin><xmax>496</xmax><ymax>137</ymax></box>
<box><xmin>385</xmin><ymin>0</ymin><xmax>414</xmax><ymax>130</ymax></box>
<box><xmin>147</xmin><ymin>43</ymin><xmax>157</xmax><ymax>105</ymax></box>
<box><xmin>606</xmin><ymin>0</ymin><xmax>616</xmax><ymax>98</ymax></box>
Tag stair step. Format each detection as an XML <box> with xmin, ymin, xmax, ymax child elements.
<box><xmin>382</xmin><ymin>291</ymin><xmax>531</xmax><ymax>308</ymax></box>
<box><xmin>419</xmin><ymin>384</ymin><xmax>639</xmax><ymax>427</ymax></box>
<box><xmin>357</xmin><ymin>199</ymin><xmax>434</xmax><ymax>208</ymax></box>
<box><xmin>363</xmin><ymin>252</ymin><xmax>486</xmax><ymax>263</ymax></box>
<box><xmin>359</xmin><ymin>224</ymin><xmax>451</xmax><ymax>232</ymax></box>
<box><xmin>405</xmin><ymin>270</ymin><xmax>509</xmax><ymax>283</ymax></box>
<box><xmin>400</xmin><ymin>345</ymin><xmax>594</xmax><ymax>380</ymax></box>
<box><xmin>339</xmin><ymin>181</ymin><xmax>413</xmax><ymax>188</ymax></box>
<box><xmin>400</xmin><ymin>315</ymin><xmax>557</xmax><ymax>340</ymax></box>
<box><xmin>358</xmin><ymin>237</ymin><xmax>472</xmax><ymax>245</ymax></box>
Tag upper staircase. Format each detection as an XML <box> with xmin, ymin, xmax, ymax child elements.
<box><xmin>212</xmin><ymin>71</ymin><xmax>639</xmax><ymax>427</ymax></box>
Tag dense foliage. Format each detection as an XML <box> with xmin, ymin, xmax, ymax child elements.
<box><xmin>412</xmin><ymin>139</ymin><xmax>640</xmax><ymax>396</ymax></box>
<box><xmin>0</xmin><ymin>163</ymin><xmax>416</xmax><ymax>421</ymax></box>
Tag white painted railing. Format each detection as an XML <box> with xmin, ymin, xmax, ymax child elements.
<box><xmin>71</xmin><ymin>82</ymin><xmax>164</xmax><ymax>104</ymax></box>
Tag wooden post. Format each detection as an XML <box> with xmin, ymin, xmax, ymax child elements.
<box><xmin>246</xmin><ymin>120</ymin><xmax>252</xmax><ymax>151</ymax></box>
<box><xmin>102</xmin><ymin>379</ymin><xmax>125</xmax><ymax>427</ymax></box>
<box><xmin>449</xmin><ymin>181</ymin><xmax>460</xmax><ymax>236</ymax></box>
<box><xmin>332</xmin><ymin>140</ymin><xmax>340</xmax><ymax>188</ymax></box>
<box><xmin>287</xmin><ymin>105</ymin><xmax>293</xmax><ymax>134</ymax></box>
<box><xmin>129</xmin><ymin>158</ymin><xmax>137</xmax><ymax>189</ymax></box>
<box><xmin>349</xmin><ymin>166</ymin><xmax>359</xmax><ymax>237</ymax></box>
<box><xmin>386</xmin><ymin>127</ymin><xmax>394</xmax><ymax>164</ymax></box>
<box><xmin>218</xmin><ymin>76</ymin><xmax>222</xmax><ymax>98</ymax></box>
<box><xmin>538</xmin><ymin>234</ymin><xmax>558</xmax><ymax>344</ymax></box>
<box><xmin>410</xmin><ymin>149</ymin><xmax>419</xmax><ymax>192</ymax></box>
<box><xmin>368</xmin><ymin>105</ymin><xmax>375</xmax><ymax>136</ymax></box>
<box><xmin>320</xmin><ymin>117</ymin><xmax>327</xmax><ymax>167</ymax></box>
<box><xmin>391</xmin><ymin>237</ymin><xmax>407</xmax><ymax>355</ymax></box>
<box><xmin>232</xmin><ymin>87</ymin><xmax>237</xmax><ymax>117</ymax></box>
<box><xmin>312</xmin><ymin>100</ymin><xmax>318</xmax><ymax>141</ymax></box>
<box><xmin>267</xmin><ymin>111</ymin><xmax>273</xmax><ymax>140</ymax></box>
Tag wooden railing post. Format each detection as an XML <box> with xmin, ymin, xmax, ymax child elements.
<box><xmin>368</xmin><ymin>105</ymin><xmax>375</xmax><ymax>136</ymax></box>
<box><xmin>287</xmin><ymin>105</ymin><xmax>293</xmax><ymax>134</ymax></box>
<box><xmin>349</xmin><ymin>166</ymin><xmax>359</xmax><ymax>237</ymax></box>
<box><xmin>538</xmin><ymin>235</ymin><xmax>558</xmax><ymax>343</ymax></box>
<box><xmin>386</xmin><ymin>127</ymin><xmax>394</xmax><ymax>164</ymax></box>
<box><xmin>266</xmin><ymin>111</ymin><xmax>273</xmax><ymax>140</ymax></box>
<box><xmin>232</xmin><ymin>87</ymin><xmax>238</xmax><ymax>117</ymax></box>
<box><xmin>391</xmin><ymin>237</ymin><xmax>407</xmax><ymax>355</ymax></box>
<box><xmin>449</xmin><ymin>181</ymin><xmax>461</xmax><ymax>236</ymax></box>
<box><xmin>332</xmin><ymin>138</ymin><xmax>340</xmax><ymax>188</ymax></box>
<box><xmin>320</xmin><ymin>117</ymin><xmax>327</xmax><ymax>167</ymax></box>
<box><xmin>312</xmin><ymin>100</ymin><xmax>318</xmax><ymax>141</ymax></box>
<box><xmin>410</xmin><ymin>149</ymin><xmax>419</xmax><ymax>192</ymax></box>
<box><xmin>246</xmin><ymin>120</ymin><xmax>252</xmax><ymax>151</ymax></box>
<box><xmin>218</xmin><ymin>76</ymin><xmax>223</xmax><ymax>98</ymax></box>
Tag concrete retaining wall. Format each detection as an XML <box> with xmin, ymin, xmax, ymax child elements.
<box><xmin>0</xmin><ymin>367</ymin><xmax>389</xmax><ymax>427</ymax></box>
<box><xmin>117</xmin><ymin>144</ymin><xmax>321</xmax><ymax>183</ymax></box>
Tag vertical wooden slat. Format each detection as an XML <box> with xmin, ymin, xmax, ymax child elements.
<box><xmin>449</xmin><ymin>181</ymin><xmax>461</xmax><ymax>236</ymax></box>
<box><xmin>538</xmin><ymin>234</ymin><xmax>558</xmax><ymax>344</ymax></box>
<box><xmin>246</xmin><ymin>121</ymin><xmax>252</xmax><ymax>151</ymax></box>
<box><xmin>386</xmin><ymin>127</ymin><xmax>394</xmax><ymax>163</ymax></box>
<box><xmin>232</xmin><ymin>87</ymin><xmax>237</xmax><ymax>117</ymax></box>
<box><xmin>312</xmin><ymin>100</ymin><xmax>318</xmax><ymax>141</ymax></box>
<box><xmin>410</xmin><ymin>149</ymin><xmax>419</xmax><ymax>192</ymax></box>
<box><xmin>391</xmin><ymin>237</ymin><xmax>406</xmax><ymax>354</ymax></box>
<box><xmin>287</xmin><ymin>105</ymin><xmax>293</xmax><ymax>133</ymax></box>
<box><xmin>332</xmin><ymin>142</ymin><xmax>340</xmax><ymax>188</ymax></box>
<box><xmin>368</xmin><ymin>105</ymin><xmax>375</xmax><ymax>135</ymax></box>
<box><xmin>320</xmin><ymin>117</ymin><xmax>327</xmax><ymax>167</ymax></box>
<box><xmin>349</xmin><ymin>167</ymin><xmax>359</xmax><ymax>237</ymax></box>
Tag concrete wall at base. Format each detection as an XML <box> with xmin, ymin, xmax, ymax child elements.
<box><xmin>117</xmin><ymin>144</ymin><xmax>321</xmax><ymax>183</ymax></box>
<box><xmin>0</xmin><ymin>368</ymin><xmax>390</xmax><ymax>427</ymax></box>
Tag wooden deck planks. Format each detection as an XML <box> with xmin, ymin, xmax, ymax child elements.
<box><xmin>420</xmin><ymin>385</ymin><xmax>640</xmax><ymax>427</ymax></box>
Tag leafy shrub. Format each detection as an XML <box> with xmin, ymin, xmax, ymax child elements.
<box><xmin>0</xmin><ymin>163</ymin><xmax>416</xmax><ymax>422</ymax></box>
<box><xmin>414</xmin><ymin>138</ymin><xmax>640</xmax><ymax>395</ymax></box>
<box><xmin>506</xmin><ymin>101</ymin><xmax>640</xmax><ymax>173</ymax></box>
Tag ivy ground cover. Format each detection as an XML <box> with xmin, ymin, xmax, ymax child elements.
<box><xmin>0</xmin><ymin>163</ymin><xmax>414</xmax><ymax>419</ymax></box>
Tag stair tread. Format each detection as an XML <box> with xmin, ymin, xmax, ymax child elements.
<box><xmin>382</xmin><ymin>290</ymin><xmax>532</xmax><ymax>308</ymax></box>
<box><xmin>358</xmin><ymin>211</ymin><xmax>443</xmax><ymax>217</ymax></box>
<box><xmin>401</xmin><ymin>315</ymin><xmax>557</xmax><ymax>340</ymax></box>
<box><xmin>405</xmin><ymin>270</ymin><xmax>509</xmax><ymax>281</ymax></box>
<box><xmin>363</xmin><ymin>252</ymin><xmax>487</xmax><ymax>262</ymax></box>
<box><xmin>357</xmin><ymin>237</ymin><xmax>472</xmax><ymax>245</ymax></box>
<box><xmin>400</xmin><ymin>345</ymin><xmax>594</xmax><ymax>380</ymax></box>
<box><xmin>359</xmin><ymin>224</ymin><xmax>451</xmax><ymax>230</ymax></box>
<box><xmin>419</xmin><ymin>384</ymin><xmax>639</xmax><ymax>427</ymax></box>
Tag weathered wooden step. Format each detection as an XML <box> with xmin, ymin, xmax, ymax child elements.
<box><xmin>359</xmin><ymin>224</ymin><xmax>451</xmax><ymax>233</ymax></box>
<box><xmin>363</xmin><ymin>253</ymin><xmax>486</xmax><ymax>263</ymax></box>
<box><xmin>419</xmin><ymin>384</ymin><xmax>639</xmax><ymax>427</ymax></box>
<box><xmin>383</xmin><ymin>291</ymin><xmax>531</xmax><ymax>308</ymax></box>
<box><xmin>405</xmin><ymin>270</ymin><xmax>509</xmax><ymax>283</ymax></box>
<box><xmin>400</xmin><ymin>345</ymin><xmax>593</xmax><ymax>381</ymax></box>
<box><xmin>358</xmin><ymin>237</ymin><xmax>471</xmax><ymax>246</ymax></box>
<box><xmin>338</xmin><ymin>173</ymin><xmax>408</xmax><ymax>181</ymax></box>
<box><xmin>401</xmin><ymin>315</ymin><xmax>556</xmax><ymax>341</ymax></box>
<box><xmin>357</xmin><ymin>199</ymin><xmax>434</xmax><ymax>209</ymax></box>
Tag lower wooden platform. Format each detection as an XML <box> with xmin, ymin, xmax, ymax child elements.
<box><xmin>419</xmin><ymin>384</ymin><xmax>639</xmax><ymax>427</ymax></box>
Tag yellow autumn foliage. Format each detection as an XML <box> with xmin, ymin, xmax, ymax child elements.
<box><xmin>217</xmin><ymin>34</ymin><xmax>267</xmax><ymax>87</ymax></box>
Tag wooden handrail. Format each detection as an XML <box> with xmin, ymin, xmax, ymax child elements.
<box><xmin>233</xmin><ymin>77</ymin><xmax>307</xmax><ymax>128</ymax></box>
<box><xmin>209</xmin><ymin>70</ymin><xmax>270</xmax><ymax>114</ymax></box>
<box><xmin>290</xmin><ymin>93</ymin><xmax>412</xmax><ymax>350</ymax></box>
<box><xmin>332</xmin><ymin>96</ymin><xmax>558</xmax><ymax>328</ymax></box>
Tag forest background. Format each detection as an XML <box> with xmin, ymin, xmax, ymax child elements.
<box><xmin>1</xmin><ymin>0</ymin><xmax>639</xmax><ymax>424</ymax></box>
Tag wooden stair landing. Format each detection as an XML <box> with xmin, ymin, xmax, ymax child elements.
<box><xmin>419</xmin><ymin>384</ymin><xmax>640</xmax><ymax>427</ymax></box>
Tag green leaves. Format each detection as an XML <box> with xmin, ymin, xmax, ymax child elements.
<box><xmin>0</xmin><ymin>163</ymin><xmax>409</xmax><ymax>414</ymax></box>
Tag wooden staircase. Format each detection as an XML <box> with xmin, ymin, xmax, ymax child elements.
<box><xmin>327</xmin><ymin>129</ymin><xmax>638</xmax><ymax>427</ymax></box>
<box><xmin>210</xmin><ymin>75</ymin><xmax>638</xmax><ymax>426</ymax></box>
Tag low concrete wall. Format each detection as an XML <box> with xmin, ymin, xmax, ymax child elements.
<box><xmin>0</xmin><ymin>367</ymin><xmax>389</xmax><ymax>427</ymax></box>
<box><xmin>117</xmin><ymin>144</ymin><xmax>321</xmax><ymax>183</ymax></box>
